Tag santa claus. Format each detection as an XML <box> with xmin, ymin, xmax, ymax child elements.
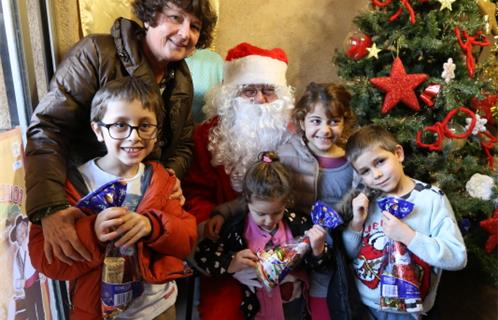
<box><xmin>182</xmin><ymin>42</ymin><xmax>294</xmax><ymax>320</ymax></box>
<box><xmin>183</xmin><ymin>42</ymin><xmax>294</xmax><ymax>223</ymax></box>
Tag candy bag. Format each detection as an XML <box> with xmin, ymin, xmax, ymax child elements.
<box><xmin>76</xmin><ymin>180</ymin><xmax>144</xmax><ymax>319</ymax></box>
<box><xmin>256</xmin><ymin>201</ymin><xmax>343</xmax><ymax>289</ymax></box>
<box><xmin>256</xmin><ymin>239</ymin><xmax>311</xmax><ymax>288</ymax></box>
<box><xmin>377</xmin><ymin>197</ymin><xmax>422</xmax><ymax>313</ymax></box>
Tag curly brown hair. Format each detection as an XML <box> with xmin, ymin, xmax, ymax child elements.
<box><xmin>132</xmin><ymin>0</ymin><xmax>217</xmax><ymax>49</ymax></box>
<box><xmin>292</xmin><ymin>82</ymin><xmax>357</xmax><ymax>148</ymax></box>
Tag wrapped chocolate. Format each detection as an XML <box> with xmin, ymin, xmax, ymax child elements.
<box><xmin>311</xmin><ymin>200</ymin><xmax>344</xmax><ymax>228</ymax></box>
<box><xmin>256</xmin><ymin>201</ymin><xmax>343</xmax><ymax>289</ymax></box>
<box><xmin>76</xmin><ymin>179</ymin><xmax>143</xmax><ymax>319</ymax></box>
<box><xmin>77</xmin><ymin>179</ymin><xmax>127</xmax><ymax>213</ymax></box>
<box><xmin>377</xmin><ymin>197</ymin><xmax>423</xmax><ymax>313</ymax></box>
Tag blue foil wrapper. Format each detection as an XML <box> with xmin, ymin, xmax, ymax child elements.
<box><xmin>377</xmin><ymin>197</ymin><xmax>414</xmax><ymax>220</ymax></box>
<box><xmin>77</xmin><ymin>180</ymin><xmax>127</xmax><ymax>213</ymax></box>
<box><xmin>311</xmin><ymin>200</ymin><xmax>343</xmax><ymax>229</ymax></box>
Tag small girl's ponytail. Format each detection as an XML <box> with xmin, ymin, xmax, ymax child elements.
<box><xmin>243</xmin><ymin>151</ymin><xmax>292</xmax><ymax>204</ymax></box>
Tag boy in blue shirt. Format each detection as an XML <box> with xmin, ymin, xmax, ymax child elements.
<box><xmin>343</xmin><ymin>125</ymin><xmax>466</xmax><ymax>319</ymax></box>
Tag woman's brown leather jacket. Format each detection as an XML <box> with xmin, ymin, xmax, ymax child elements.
<box><xmin>25</xmin><ymin>18</ymin><xmax>194</xmax><ymax>223</ymax></box>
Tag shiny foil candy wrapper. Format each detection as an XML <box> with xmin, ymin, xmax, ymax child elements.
<box><xmin>77</xmin><ymin>180</ymin><xmax>144</xmax><ymax>319</ymax></box>
<box><xmin>256</xmin><ymin>201</ymin><xmax>343</xmax><ymax>289</ymax></box>
<box><xmin>377</xmin><ymin>197</ymin><xmax>422</xmax><ymax>313</ymax></box>
<box><xmin>76</xmin><ymin>179</ymin><xmax>127</xmax><ymax>213</ymax></box>
<box><xmin>256</xmin><ymin>239</ymin><xmax>311</xmax><ymax>289</ymax></box>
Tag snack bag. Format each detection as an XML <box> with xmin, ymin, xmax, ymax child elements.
<box><xmin>76</xmin><ymin>180</ymin><xmax>144</xmax><ymax>319</ymax></box>
<box><xmin>377</xmin><ymin>197</ymin><xmax>423</xmax><ymax>313</ymax></box>
<box><xmin>256</xmin><ymin>201</ymin><xmax>343</xmax><ymax>289</ymax></box>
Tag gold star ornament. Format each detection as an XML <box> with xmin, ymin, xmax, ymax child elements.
<box><xmin>438</xmin><ymin>0</ymin><xmax>456</xmax><ymax>11</ymax></box>
<box><xmin>367</xmin><ymin>43</ymin><xmax>382</xmax><ymax>59</ymax></box>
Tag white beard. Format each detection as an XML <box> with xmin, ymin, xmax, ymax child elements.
<box><xmin>207</xmin><ymin>95</ymin><xmax>294</xmax><ymax>192</ymax></box>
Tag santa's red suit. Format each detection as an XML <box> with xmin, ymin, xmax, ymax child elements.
<box><xmin>183</xmin><ymin>117</ymin><xmax>244</xmax><ymax>320</ymax></box>
<box><xmin>184</xmin><ymin>117</ymin><xmax>239</xmax><ymax>223</ymax></box>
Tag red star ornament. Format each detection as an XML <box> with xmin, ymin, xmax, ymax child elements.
<box><xmin>370</xmin><ymin>57</ymin><xmax>428</xmax><ymax>114</ymax></box>
<box><xmin>480</xmin><ymin>210</ymin><xmax>498</xmax><ymax>253</ymax></box>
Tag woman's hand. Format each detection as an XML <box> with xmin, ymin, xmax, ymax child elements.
<box><xmin>204</xmin><ymin>215</ymin><xmax>225</xmax><ymax>241</ymax></box>
<box><xmin>306</xmin><ymin>224</ymin><xmax>327</xmax><ymax>256</ymax></box>
<box><xmin>351</xmin><ymin>192</ymin><xmax>369</xmax><ymax>232</ymax></box>
<box><xmin>166</xmin><ymin>168</ymin><xmax>185</xmax><ymax>206</ymax></box>
<box><xmin>227</xmin><ymin>249</ymin><xmax>259</xmax><ymax>273</ymax></box>
<box><xmin>41</xmin><ymin>206</ymin><xmax>91</xmax><ymax>265</ymax></box>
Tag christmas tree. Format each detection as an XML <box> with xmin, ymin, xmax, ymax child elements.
<box><xmin>334</xmin><ymin>0</ymin><xmax>498</xmax><ymax>283</ymax></box>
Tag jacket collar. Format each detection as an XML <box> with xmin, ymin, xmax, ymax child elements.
<box><xmin>289</xmin><ymin>134</ymin><xmax>316</xmax><ymax>161</ymax></box>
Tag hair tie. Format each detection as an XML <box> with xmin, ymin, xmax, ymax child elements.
<box><xmin>262</xmin><ymin>155</ymin><xmax>272</xmax><ymax>163</ymax></box>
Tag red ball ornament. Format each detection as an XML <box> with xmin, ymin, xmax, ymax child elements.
<box><xmin>344</xmin><ymin>31</ymin><xmax>372</xmax><ymax>60</ymax></box>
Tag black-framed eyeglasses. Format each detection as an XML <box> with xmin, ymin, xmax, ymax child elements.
<box><xmin>98</xmin><ymin>121</ymin><xmax>160</xmax><ymax>140</ymax></box>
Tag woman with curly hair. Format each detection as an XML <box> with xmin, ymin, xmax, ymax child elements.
<box><xmin>25</xmin><ymin>0</ymin><xmax>216</xmax><ymax>274</ymax></box>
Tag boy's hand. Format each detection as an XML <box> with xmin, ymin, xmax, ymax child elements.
<box><xmin>94</xmin><ymin>207</ymin><xmax>128</xmax><ymax>243</ymax></box>
<box><xmin>227</xmin><ymin>249</ymin><xmax>259</xmax><ymax>273</ymax></box>
<box><xmin>382</xmin><ymin>211</ymin><xmax>415</xmax><ymax>245</ymax></box>
<box><xmin>41</xmin><ymin>206</ymin><xmax>91</xmax><ymax>265</ymax></box>
<box><xmin>113</xmin><ymin>211</ymin><xmax>152</xmax><ymax>247</ymax></box>
<box><xmin>351</xmin><ymin>192</ymin><xmax>369</xmax><ymax>232</ymax></box>
<box><xmin>306</xmin><ymin>225</ymin><xmax>327</xmax><ymax>256</ymax></box>
<box><xmin>166</xmin><ymin>168</ymin><xmax>185</xmax><ymax>206</ymax></box>
<box><xmin>204</xmin><ymin>215</ymin><xmax>225</xmax><ymax>241</ymax></box>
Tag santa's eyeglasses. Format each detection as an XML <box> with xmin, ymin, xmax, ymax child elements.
<box><xmin>239</xmin><ymin>85</ymin><xmax>277</xmax><ymax>99</ymax></box>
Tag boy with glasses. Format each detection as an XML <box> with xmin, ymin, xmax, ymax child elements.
<box><xmin>29</xmin><ymin>77</ymin><xmax>197</xmax><ymax>320</ymax></box>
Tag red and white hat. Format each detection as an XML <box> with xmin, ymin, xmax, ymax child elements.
<box><xmin>223</xmin><ymin>42</ymin><xmax>288</xmax><ymax>87</ymax></box>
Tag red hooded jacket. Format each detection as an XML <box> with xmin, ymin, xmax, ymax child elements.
<box><xmin>29</xmin><ymin>162</ymin><xmax>197</xmax><ymax>319</ymax></box>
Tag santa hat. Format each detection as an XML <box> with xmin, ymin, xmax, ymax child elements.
<box><xmin>223</xmin><ymin>42</ymin><xmax>288</xmax><ymax>87</ymax></box>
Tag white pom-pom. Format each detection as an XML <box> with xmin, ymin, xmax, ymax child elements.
<box><xmin>465</xmin><ymin>173</ymin><xmax>496</xmax><ymax>200</ymax></box>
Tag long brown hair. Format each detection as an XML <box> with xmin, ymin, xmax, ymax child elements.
<box><xmin>293</xmin><ymin>82</ymin><xmax>357</xmax><ymax>147</ymax></box>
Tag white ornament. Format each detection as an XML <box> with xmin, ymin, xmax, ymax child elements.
<box><xmin>466</xmin><ymin>173</ymin><xmax>496</xmax><ymax>200</ymax></box>
<box><xmin>442</xmin><ymin>58</ymin><xmax>456</xmax><ymax>83</ymax></box>
<box><xmin>465</xmin><ymin>114</ymin><xmax>487</xmax><ymax>135</ymax></box>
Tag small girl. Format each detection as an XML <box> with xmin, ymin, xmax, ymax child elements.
<box><xmin>195</xmin><ymin>151</ymin><xmax>328</xmax><ymax>320</ymax></box>
<box><xmin>276</xmin><ymin>82</ymin><xmax>365</xmax><ymax>319</ymax></box>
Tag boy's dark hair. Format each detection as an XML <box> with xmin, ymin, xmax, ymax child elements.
<box><xmin>345</xmin><ymin>124</ymin><xmax>399</xmax><ymax>164</ymax></box>
<box><xmin>292</xmin><ymin>82</ymin><xmax>357</xmax><ymax>146</ymax></box>
<box><xmin>90</xmin><ymin>77</ymin><xmax>164</xmax><ymax>126</ymax></box>
<box><xmin>242</xmin><ymin>151</ymin><xmax>293</xmax><ymax>204</ymax></box>
<box><xmin>132</xmin><ymin>0</ymin><xmax>217</xmax><ymax>49</ymax></box>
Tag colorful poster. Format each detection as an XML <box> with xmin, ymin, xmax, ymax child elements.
<box><xmin>0</xmin><ymin>128</ymin><xmax>55</xmax><ymax>320</ymax></box>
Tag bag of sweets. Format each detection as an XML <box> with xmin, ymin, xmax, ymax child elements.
<box><xmin>256</xmin><ymin>201</ymin><xmax>343</xmax><ymax>289</ymax></box>
<box><xmin>377</xmin><ymin>197</ymin><xmax>423</xmax><ymax>313</ymax></box>
<box><xmin>76</xmin><ymin>180</ymin><xmax>144</xmax><ymax>319</ymax></box>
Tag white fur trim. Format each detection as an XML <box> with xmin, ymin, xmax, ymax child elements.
<box><xmin>223</xmin><ymin>55</ymin><xmax>287</xmax><ymax>86</ymax></box>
